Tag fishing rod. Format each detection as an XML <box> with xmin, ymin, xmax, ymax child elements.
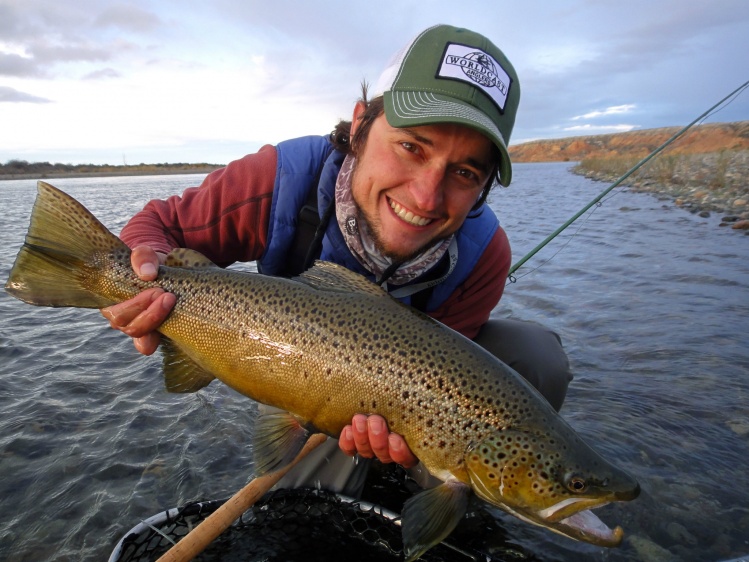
<box><xmin>508</xmin><ymin>79</ymin><xmax>749</xmax><ymax>278</ymax></box>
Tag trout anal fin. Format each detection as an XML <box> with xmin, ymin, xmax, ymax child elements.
<box><xmin>161</xmin><ymin>338</ymin><xmax>216</xmax><ymax>393</ymax></box>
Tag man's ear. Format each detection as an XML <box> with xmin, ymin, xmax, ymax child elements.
<box><xmin>349</xmin><ymin>100</ymin><xmax>367</xmax><ymax>139</ymax></box>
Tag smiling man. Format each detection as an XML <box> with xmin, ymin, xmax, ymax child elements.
<box><xmin>350</xmin><ymin>116</ymin><xmax>495</xmax><ymax>263</ymax></box>
<box><xmin>103</xmin><ymin>24</ymin><xmax>573</xmax><ymax>491</ymax></box>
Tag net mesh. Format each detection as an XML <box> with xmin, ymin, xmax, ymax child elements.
<box><xmin>112</xmin><ymin>488</ymin><xmax>484</xmax><ymax>562</ymax></box>
<box><xmin>111</xmin><ymin>465</ymin><xmax>540</xmax><ymax>562</ymax></box>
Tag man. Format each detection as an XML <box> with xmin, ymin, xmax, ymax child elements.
<box><xmin>102</xmin><ymin>24</ymin><xmax>572</xmax><ymax>483</ymax></box>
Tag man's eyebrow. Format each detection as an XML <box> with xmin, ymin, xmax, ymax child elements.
<box><xmin>465</xmin><ymin>157</ymin><xmax>491</xmax><ymax>176</ymax></box>
<box><xmin>400</xmin><ymin>127</ymin><xmax>434</xmax><ymax>146</ymax></box>
<box><xmin>399</xmin><ymin>127</ymin><xmax>492</xmax><ymax>176</ymax></box>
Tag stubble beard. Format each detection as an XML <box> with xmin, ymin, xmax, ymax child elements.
<box><xmin>353</xmin><ymin>199</ymin><xmax>446</xmax><ymax>265</ymax></box>
<box><xmin>349</xmin><ymin>159</ymin><xmax>448</xmax><ymax>264</ymax></box>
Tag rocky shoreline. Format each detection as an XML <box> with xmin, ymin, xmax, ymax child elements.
<box><xmin>572</xmin><ymin>150</ymin><xmax>749</xmax><ymax>233</ymax></box>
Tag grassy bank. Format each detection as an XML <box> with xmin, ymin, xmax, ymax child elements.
<box><xmin>572</xmin><ymin>150</ymin><xmax>749</xmax><ymax>229</ymax></box>
<box><xmin>574</xmin><ymin>150</ymin><xmax>742</xmax><ymax>190</ymax></box>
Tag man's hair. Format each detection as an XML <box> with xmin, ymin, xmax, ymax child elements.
<box><xmin>330</xmin><ymin>84</ymin><xmax>502</xmax><ymax>209</ymax></box>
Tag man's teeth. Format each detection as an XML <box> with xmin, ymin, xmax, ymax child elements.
<box><xmin>390</xmin><ymin>200</ymin><xmax>432</xmax><ymax>226</ymax></box>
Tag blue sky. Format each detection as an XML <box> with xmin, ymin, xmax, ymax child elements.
<box><xmin>1</xmin><ymin>0</ymin><xmax>748</xmax><ymax>165</ymax></box>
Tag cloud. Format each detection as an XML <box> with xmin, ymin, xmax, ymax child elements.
<box><xmin>0</xmin><ymin>52</ymin><xmax>43</xmax><ymax>78</ymax></box>
<box><xmin>0</xmin><ymin>86</ymin><xmax>52</xmax><ymax>103</ymax></box>
<box><xmin>94</xmin><ymin>4</ymin><xmax>163</xmax><ymax>33</ymax></box>
<box><xmin>1</xmin><ymin>0</ymin><xmax>747</xmax><ymax>164</ymax></box>
<box><xmin>83</xmin><ymin>67</ymin><xmax>122</xmax><ymax>80</ymax></box>
<box><xmin>563</xmin><ymin>124</ymin><xmax>639</xmax><ymax>134</ymax></box>
<box><xmin>0</xmin><ymin>1</ymin><xmax>162</xmax><ymax>78</ymax></box>
<box><xmin>571</xmin><ymin>104</ymin><xmax>636</xmax><ymax>120</ymax></box>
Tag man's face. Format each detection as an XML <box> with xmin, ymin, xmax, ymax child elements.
<box><xmin>350</xmin><ymin>104</ymin><xmax>494</xmax><ymax>263</ymax></box>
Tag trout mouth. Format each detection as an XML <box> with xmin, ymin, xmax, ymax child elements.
<box><xmin>554</xmin><ymin>506</ymin><xmax>624</xmax><ymax>547</ymax></box>
<box><xmin>536</xmin><ymin>497</ymin><xmax>624</xmax><ymax>547</ymax></box>
<box><xmin>532</xmin><ymin>477</ymin><xmax>640</xmax><ymax>547</ymax></box>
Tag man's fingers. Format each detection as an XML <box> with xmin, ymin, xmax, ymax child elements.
<box><xmin>131</xmin><ymin>246</ymin><xmax>163</xmax><ymax>281</ymax></box>
<box><xmin>101</xmin><ymin>288</ymin><xmax>164</xmax><ymax>328</ymax></box>
<box><xmin>388</xmin><ymin>434</ymin><xmax>418</xmax><ymax>468</ymax></box>
<box><xmin>338</xmin><ymin>426</ymin><xmax>357</xmax><ymax>456</ymax></box>
<box><xmin>339</xmin><ymin>414</ymin><xmax>419</xmax><ymax>468</ymax></box>
<box><xmin>121</xmin><ymin>292</ymin><xmax>175</xmax><ymax>337</ymax></box>
<box><xmin>133</xmin><ymin>332</ymin><xmax>162</xmax><ymax>356</ymax></box>
<box><xmin>351</xmin><ymin>414</ymin><xmax>375</xmax><ymax>458</ymax></box>
<box><xmin>366</xmin><ymin>415</ymin><xmax>393</xmax><ymax>463</ymax></box>
<box><xmin>101</xmin><ymin>290</ymin><xmax>176</xmax><ymax>338</ymax></box>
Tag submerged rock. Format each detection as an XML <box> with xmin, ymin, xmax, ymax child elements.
<box><xmin>627</xmin><ymin>534</ymin><xmax>677</xmax><ymax>562</ymax></box>
<box><xmin>726</xmin><ymin>418</ymin><xmax>749</xmax><ymax>435</ymax></box>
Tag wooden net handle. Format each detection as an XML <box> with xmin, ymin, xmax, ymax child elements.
<box><xmin>156</xmin><ymin>433</ymin><xmax>329</xmax><ymax>562</ymax></box>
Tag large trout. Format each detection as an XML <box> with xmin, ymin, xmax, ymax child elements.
<box><xmin>6</xmin><ymin>182</ymin><xmax>639</xmax><ymax>560</ymax></box>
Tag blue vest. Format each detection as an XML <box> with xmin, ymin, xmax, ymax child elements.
<box><xmin>258</xmin><ymin>136</ymin><xmax>499</xmax><ymax>312</ymax></box>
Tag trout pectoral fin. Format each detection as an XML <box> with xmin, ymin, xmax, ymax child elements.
<box><xmin>401</xmin><ymin>479</ymin><xmax>470</xmax><ymax>562</ymax></box>
<box><xmin>161</xmin><ymin>338</ymin><xmax>216</xmax><ymax>393</ymax></box>
<box><xmin>253</xmin><ymin>410</ymin><xmax>310</xmax><ymax>475</ymax></box>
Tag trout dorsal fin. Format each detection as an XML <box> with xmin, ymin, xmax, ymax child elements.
<box><xmin>164</xmin><ymin>248</ymin><xmax>220</xmax><ymax>269</ymax></box>
<box><xmin>295</xmin><ymin>261</ymin><xmax>387</xmax><ymax>296</ymax></box>
<box><xmin>161</xmin><ymin>338</ymin><xmax>216</xmax><ymax>393</ymax></box>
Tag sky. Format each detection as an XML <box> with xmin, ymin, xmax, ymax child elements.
<box><xmin>1</xmin><ymin>0</ymin><xmax>748</xmax><ymax>166</ymax></box>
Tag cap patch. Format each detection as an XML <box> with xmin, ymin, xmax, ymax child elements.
<box><xmin>438</xmin><ymin>43</ymin><xmax>511</xmax><ymax>112</ymax></box>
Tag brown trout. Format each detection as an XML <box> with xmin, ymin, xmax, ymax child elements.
<box><xmin>6</xmin><ymin>182</ymin><xmax>639</xmax><ymax>560</ymax></box>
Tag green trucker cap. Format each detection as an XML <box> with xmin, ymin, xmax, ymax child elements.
<box><xmin>373</xmin><ymin>24</ymin><xmax>520</xmax><ymax>186</ymax></box>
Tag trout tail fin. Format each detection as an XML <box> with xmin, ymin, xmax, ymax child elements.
<box><xmin>5</xmin><ymin>181</ymin><xmax>128</xmax><ymax>308</ymax></box>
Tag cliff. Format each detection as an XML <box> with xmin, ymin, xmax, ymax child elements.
<box><xmin>509</xmin><ymin>121</ymin><xmax>749</xmax><ymax>163</ymax></box>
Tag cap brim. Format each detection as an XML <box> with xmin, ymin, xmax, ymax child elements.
<box><xmin>384</xmin><ymin>90</ymin><xmax>512</xmax><ymax>186</ymax></box>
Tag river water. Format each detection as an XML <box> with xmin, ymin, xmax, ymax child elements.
<box><xmin>0</xmin><ymin>164</ymin><xmax>747</xmax><ymax>561</ymax></box>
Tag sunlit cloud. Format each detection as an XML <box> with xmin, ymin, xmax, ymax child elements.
<box><xmin>0</xmin><ymin>41</ymin><xmax>31</xmax><ymax>58</ymax></box>
<box><xmin>563</xmin><ymin>124</ymin><xmax>639</xmax><ymax>133</ymax></box>
<box><xmin>571</xmin><ymin>104</ymin><xmax>636</xmax><ymax>120</ymax></box>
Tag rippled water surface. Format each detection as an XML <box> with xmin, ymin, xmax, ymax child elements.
<box><xmin>0</xmin><ymin>166</ymin><xmax>747</xmax><ymax>561</ymax></box>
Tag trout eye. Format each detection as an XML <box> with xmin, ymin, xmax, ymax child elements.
<box><xmin>567</xmin><ymin>475</ymin><xmax>588</xmax><ymax>493</ymax></box>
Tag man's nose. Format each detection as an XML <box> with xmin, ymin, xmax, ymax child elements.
<box><xmin>409</xmin><ymin>167</ymin><xmax>445</xmax><ymax>211</ymax></box>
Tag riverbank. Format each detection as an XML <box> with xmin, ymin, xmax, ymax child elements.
<box><xmin>572</xmin><ymin>150</ymin><xmax>749</xmax><ymax>231</ymax></box>
<box><xmin>0</xmin><ymin>163</ymin><xmax>223</xmax><ymax>181</ymax></box>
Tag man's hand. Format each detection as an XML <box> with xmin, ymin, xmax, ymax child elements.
<box><xmin>339</xmin><ymin>414</ymin><xmax>418</xmax><ymax>468</ymax></box>
<box><xmin>100</xmin><ymin>246</ymin><xmax>174</xmax><ymax>355</ymax></box>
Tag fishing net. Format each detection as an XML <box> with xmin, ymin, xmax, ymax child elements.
<box><xmin>110</xmin><ymin>488</ymin><xmax>483</xmax><ymax>562</ymax></box>
<box><xmin>110</xmin><ymin>465</ymin><xmax>539</xmax><ymax>562</ymax></box>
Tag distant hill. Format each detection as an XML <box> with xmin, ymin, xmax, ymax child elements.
<box><xmin>509</xmin><ymin>121</ymin><xmax>749</xmax><ymax>163</ymax></box>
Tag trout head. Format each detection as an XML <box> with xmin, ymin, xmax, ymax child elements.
<box><xmin>465</xmin><ymin>426</ymin><xmax>640</xmax><ymax>547</ymax></box>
